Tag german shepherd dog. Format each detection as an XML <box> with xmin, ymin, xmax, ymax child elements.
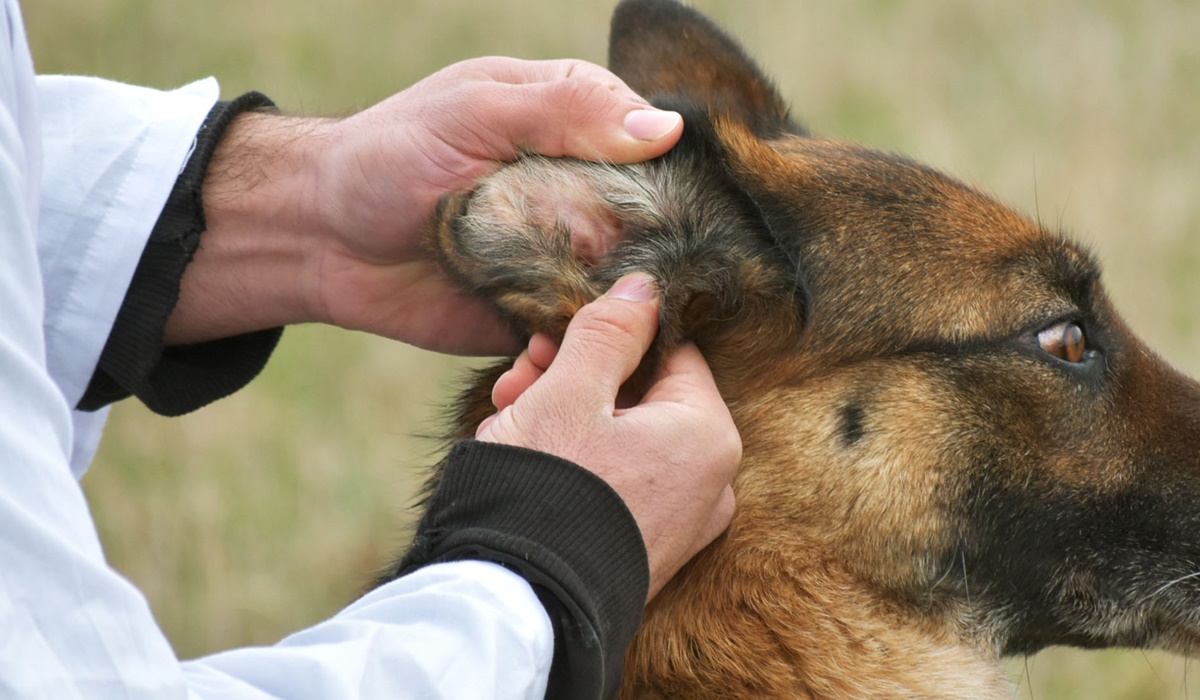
<box><xmin>417</xmin><ymin>1</ymin><xmax>1200</xmax><ymax>697</ymax></box>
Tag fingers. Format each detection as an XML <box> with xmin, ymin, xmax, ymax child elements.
<box><xmin>639</xmin><ymin>344</ymin><xmax>742</xmax><ymax>489</ymax></box>
<box><xmin>492</xmin><ymin>333</ymin><xmax>559</xmax><ymax>411</ymax></box>
<box><xmin>479</xmin><ymin>271</ymin><xmax>660</xmax><ymax>447</ymax></box>
<box><xmin>526</xmin><ymin>332</ymin><xmax>560</xmax><ymax>369</ymax></box>
<box><xmin>711</xmin><ymin>485</ymin><xmax>738</xmax><ymax>541</ymax></box>
<box><xmin>541</xmin><ymin>272</ymin><xmax>661</xmax><ymax>405</ymax></box>
<box><xmin>512</xmin><ymin>74</ymin><xmax>683</xmax><ymax>163</ymax></box>
<box><xmin>471</xmin><ymin>270</ymin><xmax>741</xmax><ymax>602</ymax></box>
<box><xmin>491</xmin><ymin>354</ymin><xmax>538</xmax><ymax>413</ymax></box>
<box><xmin>441</xmin><ymin>57</ymin><xmax>683</xmax><ymax>165</ymax></box>
<box><xmin>640</xmin><ymin>344</ymin><xmax>742</xmax><ymax>473</ymax></box>
<box><xmin>639</xmin><ymin>341</ymin><xmax>725</xmax><ymax>408</ymax></box>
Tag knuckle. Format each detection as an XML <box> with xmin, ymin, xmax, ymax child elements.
<box><xmin>552</xmin><ymin>72</ymin><xmax>622</xmax><ymax>118</ymax></box>
<box><xmin>708</xmin><ymin>413</ymin><xmax>743</xmax><ymax>468</ymax></box>
<box><xmin>723</xmin><ymin>429</ymin><xmax>744</xmax><ymax>467</ymax></box>
<box><xmin>713</xmin><ymin>490</ymin><xmax>737</xmax><ymax>527</ymax></box>
<box><xmin>570</xmin><ymin>301</ymin><xmax>648</xmax><ymax>348</ymax></box>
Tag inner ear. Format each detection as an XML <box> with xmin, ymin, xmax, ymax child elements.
<box><xmin>609</xmin><ymin>0</ymin><xmax>804</xmax><ymax>138</ymax></box>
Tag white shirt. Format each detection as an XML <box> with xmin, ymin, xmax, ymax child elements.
<box><xmin>0</xmin><ymin>2</ymin><xmax>552</xmax><ymax>697</ymax></box>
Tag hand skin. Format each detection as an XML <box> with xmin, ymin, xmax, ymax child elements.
<box><xmin>477</xmin><ymin>273</ymin><xmax>742</xmax><ymax>601</ymax></box>
<box><xmin>164</xmin><ymin>57</ymin><xmax>683</xmax><ymax>353</ymax></box>
<box><xmin>163</xmin><ymin>57</ymin><xmax>738</xmax><ymax>600</ymax></box>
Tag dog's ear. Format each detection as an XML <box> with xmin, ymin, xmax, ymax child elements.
<box><xmin>609</xmin><ymin>0</ymin><xmax>802</xmax><ymax>138</ymax></box>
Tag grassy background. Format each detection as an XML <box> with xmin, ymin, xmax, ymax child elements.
<box><xmin>25</xmin><ymin>1</ymin><xmax>1200</xmax><ymax>697</ymax></box>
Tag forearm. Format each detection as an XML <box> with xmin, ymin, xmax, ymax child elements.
<box><xmin>164</xmin><ymin>111</ymin><xmax>335</xmax><ymax>346</ymax></box>
<box><xmin>78</xmin><ymin>92</ymin><xmax>291</xmax><ymax>416</ymax></box>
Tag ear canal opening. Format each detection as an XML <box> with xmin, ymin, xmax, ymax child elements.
<box><xmin>594</xmin><ymin>101</ymin><xmax>811</xmax><ymax>365</ymax></box>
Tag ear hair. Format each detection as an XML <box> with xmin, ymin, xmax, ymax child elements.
<box><xmin>599</xmin><ymin>101</ymin><xmax>811</xmax><ymax>373</ymax></box>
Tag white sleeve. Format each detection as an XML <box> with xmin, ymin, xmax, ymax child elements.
<box><xmin>35</xmin><ymin>73</ymin><xmax>218</xmax><ymax>478</ymax></box>
<box><xmin>1</xmin><ymin>2</ymin><xmax>555</xmax><ymax>697</ymax></box>
<box><xmin>183</xmin><ymin>562</ymin><xmax>553</xmax><ymax>700</ymax></box>
<box><xmin>2</xmin><ymin>5</ymin><xmax>184</xmax><ymax>697</ymax></box>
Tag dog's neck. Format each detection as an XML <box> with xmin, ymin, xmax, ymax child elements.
<box><xmin>621</xmin><ymin>530</ymin><xmax>1012</xmax><ymax>699</ymax></box>
<box><xmin>618</xmin><ymin>409</ymin><xmax>1015</xmax><ymax>700</ymax></box>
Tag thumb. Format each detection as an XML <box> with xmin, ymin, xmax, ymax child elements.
<box><xmin>541</xmin><ymin>272</ymin><xmax>662</xmax><ymax>404</ymax></box>
<box><xmin>485</xmin><ymin>59</ymin><xmax>683</xmax><ymax>164</ymax></box>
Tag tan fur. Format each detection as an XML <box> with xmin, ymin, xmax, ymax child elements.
<box><xmin>414</xmin><ymin>2</ymin><xmax>1200</xmax><ymax>697</ymax></box>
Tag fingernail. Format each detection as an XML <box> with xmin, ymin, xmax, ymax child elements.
<box><xmin>624</xmin><ymin>109</ymin><xmax>682</xmax><ymax>142</ymax></box>
<box><xmin>606</xmin><ymin>272</ymin><xmax>658</xmax><ymax>302</ymax></box>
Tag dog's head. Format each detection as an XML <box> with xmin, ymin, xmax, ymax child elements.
<box><xmin>428</xmin><ymin>0</ymin><xmax>1200</xmax><ymax>695</ymax></box>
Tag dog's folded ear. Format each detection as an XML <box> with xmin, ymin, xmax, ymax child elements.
<box><xmin>609</xmin><ymin>0</ymin><xmax>804</xmax><ymax>138</ymax></box>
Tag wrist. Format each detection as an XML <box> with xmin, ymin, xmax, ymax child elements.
<box><xmin>164</xmin><ymin>110</ymin><xmax>335</xmax><ymax>344</ymax></box>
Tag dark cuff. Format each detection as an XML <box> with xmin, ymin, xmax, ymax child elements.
<box><xmin>78</xmin><ymin>91</ymin><xmax>283</xmax><ymax>417</ymax></box>
<box><xmin>394</xmin><ymin>440</ymin><xmax>650</xmax><ymax>700</ymax></box>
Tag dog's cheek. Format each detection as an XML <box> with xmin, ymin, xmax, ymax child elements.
<box><xmin>835</xmin><ymin>371</ymin><xmax>967</xmax><ymax>593</ymax></box>
<box><xmin>731</xmin><ymin>364</ymin><xmax>964</xmax><ymax>596</ymax></box>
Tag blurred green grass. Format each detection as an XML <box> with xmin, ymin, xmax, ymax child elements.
<box><xmin>25</xmin><ymin>1</ymin><xmax>1200</xmax><ymax>697</ymax></box>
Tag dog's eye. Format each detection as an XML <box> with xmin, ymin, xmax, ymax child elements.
<box><xmin>1037</xmin><ymin>322</ymin><xmax>1086</xmax><ymax>363</ymax></box>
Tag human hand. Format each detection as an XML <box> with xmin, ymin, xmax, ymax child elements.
<box><xmin>310</xmin><ymin>58</ymin><xmax>684</xmax><ymax>354</ymax></box>
<box><xmin>167</xmin><ymin>58</ymin><xmax>682</xmax><ymax>351</ymax></box>
<box><xmin>475</xmin><ymin>273</ymin><xmax>741</xmax><ymax>600</ymax></box>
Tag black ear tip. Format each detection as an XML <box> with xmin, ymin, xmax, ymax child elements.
<box><xmin>614</xmin><ymin>0</ymin><xmax>705</xmax><ymax>37</ymax></box>
<box><xmin>614</xmin><ymin>0</ymin><xmax>679</xmax><ymax>15</ymax></box>
<box><xmin>613</xmin><ymin>0</ymin><xmax>703</xmax><ymax>32</ymax></box>
<box><xmin>609</xmin><ymin>0</ymin><xmax>804</xmax><ymax>138</ymax></box>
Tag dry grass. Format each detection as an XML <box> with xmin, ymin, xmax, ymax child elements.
<box><xmin>25</xmin><ymin>1</ymin><xmax>1200</xmax><ymax>697</ymax></box>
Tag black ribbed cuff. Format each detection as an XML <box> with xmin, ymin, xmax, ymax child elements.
<box><xmin>79</xmin><ymin>91</ymin><xmax>283</xmax><ymax>416</ymax></box>
<box><xmin>395</xmin><ymin>440</ymin><xmax>650</xmax><ymax>700</ymax></box>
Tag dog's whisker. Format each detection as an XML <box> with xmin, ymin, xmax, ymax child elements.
<box><xmin>408</xmin><ymin>2</ymin><xmax>1200</xmax><ymax>696</ymax></box>
<box><xmin>1145</xmin><ymin>569</ymin><xmax>1200</xmax><ymax>601</ymax></box>
<box><xmin>1032</xmin><ymin>159</ymin><xmax>1043</xmax><ymax>233</ymax></box>
<box><xmin>960</xmin><ymin>547</ymin><xmax>971</xmax><ymax>608</ymax></box>
<box><xmin>929</xmin><ymin>554</ymin><xmax>956</xmax><ymax>597</ymax></box>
